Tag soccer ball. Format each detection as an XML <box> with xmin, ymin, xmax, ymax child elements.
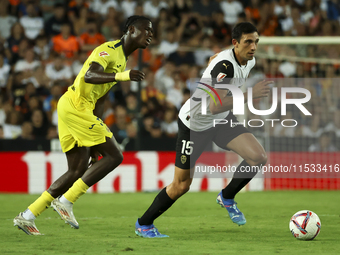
<box><xmin>289</xmin><ymin>210</ymin><xmax>321</xmax><ymax>240</ymax></box>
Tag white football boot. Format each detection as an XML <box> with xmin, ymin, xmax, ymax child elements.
<box><xmin>51</xmin><ymin>198</ymin><xmax>79</xmax><ymax>229</ymax></box>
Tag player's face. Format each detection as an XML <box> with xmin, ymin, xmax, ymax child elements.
<box><xmin>234</xmin><ymin>32</ymin><xmax>259</xmax><ymax>65</ymax></box>
<box><xmin>132</xmin><ymin>21</ymin><xmax>153</xmax><ymax>49</ymax></box>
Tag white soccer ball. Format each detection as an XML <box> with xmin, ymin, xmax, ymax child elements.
<box><xmin>289</xmin><ymin>210</ymin><xmax>321</xmax><ymax>240</ymax></box>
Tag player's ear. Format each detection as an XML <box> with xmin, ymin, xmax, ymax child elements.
<box><xmin>232</xmin><ymin>38</ymin><xmax>238</xmax><ymax>48</ymax></box>
<box><xmin>129</xmin><ymin>25</ymin><xmax>135</xmax><ymax>35</ymax></box>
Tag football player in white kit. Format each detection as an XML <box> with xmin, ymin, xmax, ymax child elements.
<box><xmin>135</xmin><ymin>22</ymin><xmax>273</xmax><ymax>238</ymax></box>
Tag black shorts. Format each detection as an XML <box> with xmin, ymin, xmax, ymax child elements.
<box><xmin>175</xmin><ymin>113</ymin><xmax>251</xmax><ymax>169</ymax></box>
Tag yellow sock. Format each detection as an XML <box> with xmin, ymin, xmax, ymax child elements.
<box><xmin>64</xmin><ymin>178</ymin><xmax>89</xmax><ymax>204</ymax></box>
<box><xmin>28</xmin><ymin>191</ymin><xmax>55</xmax><ymax>217</ymax></box>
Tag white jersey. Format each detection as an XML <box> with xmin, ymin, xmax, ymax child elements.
<box><xmin>179</xmin><ymin>48</ymin><xmax>255</xmax><ymax>132</ymax></box>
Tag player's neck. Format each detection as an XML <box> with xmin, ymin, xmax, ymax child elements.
<box><xmin>121</xmin><ymin>37</ymin><xmax>137</xmax><ymax>57</ymax></box>
<box><xmin>233</xmin><ymin>48</ymin><xmax>247</xmax><ymax>66</ymax></box>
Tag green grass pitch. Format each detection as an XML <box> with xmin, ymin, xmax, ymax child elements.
<box><xmin>1</xmin><ymin>191</ymin><xmax>339</xmax><ymax>255</ymax></box>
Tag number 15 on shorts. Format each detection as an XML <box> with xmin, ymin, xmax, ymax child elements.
<box><xmin>181</xmin><ymin>140</ymin><xmax>194</xmax><ymax>155</ymax></box>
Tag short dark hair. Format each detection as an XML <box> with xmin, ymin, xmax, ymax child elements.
<box><xmin>232</xmin><ymin>22</ymin><xmax>258</xmax><ymax>42</ymax></box>
<box><xmin>123</xmin><ymin>15</ymin><xmax>151</xmax><ymax>34</ymax></box>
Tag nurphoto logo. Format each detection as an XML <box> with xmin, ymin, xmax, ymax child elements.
<box><xmin>198</xmin><ymin>83</ymin><xmax>312</xmax><ymax>128</ymax></box>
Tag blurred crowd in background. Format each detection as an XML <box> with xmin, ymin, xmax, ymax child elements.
<box><xmin>0</xmin><ymin>0</ymin><xmax>340</xmax><ymax>152</ymax></box>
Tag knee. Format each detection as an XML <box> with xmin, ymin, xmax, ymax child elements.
<box><xmin>254</xmin><ymin>151</ymin><xmax>267</xmax><ymax>166</ymax></box>
<box><xmin>248</xmin><ymin>151</ymin><xmax>267</xmax><ymax>166</ymax></box>
<box><xmin>114</xmin><ymin>150</ymin><xmax>124</xmax><ymax>165</ymax></box>
<box><xmin>174</xmin><ymin>181</ymin><xmax>190</xmax><ymax>196</ymax></box>
<box><xmin>108</xmin><ymin>150</ymin><xmax>124</xmax><ymax>168</ymax></box>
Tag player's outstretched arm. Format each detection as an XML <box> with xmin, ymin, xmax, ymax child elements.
<box><xmin>93</xmin><ymin>90</ymin><xmax>109</xmax><ymax>118</ymax></box>
<box><xmin>209</xmin><ymin>89</ymin><xmax>245</xmax><ymax>114</ymax></box>
<box><xmin>209</xmin><ymin>80</ymin><xmax>273</xmax><ymax>115</ymax></box>
<box><xmin>84</xmin><ymin>62</ymin><xmax>145</xmax><ymax>84</ymax></box>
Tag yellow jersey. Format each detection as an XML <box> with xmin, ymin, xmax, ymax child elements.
<box><xmin>68</xmin><ymin>39</ymin><xmax>127</xmax><ymax>110</ymax></box>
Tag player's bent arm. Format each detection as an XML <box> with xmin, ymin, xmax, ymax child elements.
<box><xmin>209</xmin><ymin>59</ymin><xmax>237</xmax><ymax>114</ymax></box>
<box><xmin>210</xmin><ymin>80</ymin><xmax>273</xmax><ymax>114</ymax></box>
<box><xmin>209</xmin><ymin>89</ymin><xmax>248</xmax><ymax>115</ymax></box>
<box><xmin>84</xmin><ymin>62</ymin><xmax>145</xmax><ymax>84</ymax></box>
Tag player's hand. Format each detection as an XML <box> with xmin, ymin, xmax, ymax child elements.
<box><xmin>252</xmin><ymin>80</ymin><xmax>273</xmax><ymax>99</ymax></box>
<box><xmin>129</xmin><ymin>70</ymin><xmax>145</xmax><ymax>81</ymax></box>
<box><xmin>208</xmin><ymin>53</ymin><xmax>218</xmax><ymax>65</ymax></box>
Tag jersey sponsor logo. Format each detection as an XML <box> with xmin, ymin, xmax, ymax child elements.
<box><xmin>117</xmin><ymin>64</ymin><xmax>121</xmax><ymax>68</ymax></box>
<box><xmin>107</xmin><ymin>45</ymin><xmax>115</xmax><ymax>50</ymax></box>
<box><xmin>89</xmin><ymin>124</ymin><xmax>95</xmax><ymax>129</ymax></box>
<box><xmin>217</xmin><ymin>72</ymin><xmax>227</xmax><ymax>83</ymax></box>
<box><xmin>99</xmin><ymin>51</ymin><xmax>109</xmax><ymax>57</ymax></box>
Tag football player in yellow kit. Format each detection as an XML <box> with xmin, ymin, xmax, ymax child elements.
<box><xmin>14</xmin><ymin>15</ymin><xmax>153</xmax><ymax>235</ymax></box>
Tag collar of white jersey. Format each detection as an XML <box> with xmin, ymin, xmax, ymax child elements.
<box><xmin>232</xmin><ymin>48</ymin><xmax>247</xmax><ymax>69</ymax></box>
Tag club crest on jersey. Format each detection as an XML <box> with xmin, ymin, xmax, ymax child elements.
<box><xmin>181</xmin><ymin>155</ymin><xmax>187</xmax><ymax>164</ymax></box>
<box><xmin>217</xmin><ymin>72</ymin><xmax>227</xmax><ymax>83</ymax></box>
<box><xmin>99</xmin><ymin>51</ymin><xmax>109</xmax><ymax>57</ymax></box>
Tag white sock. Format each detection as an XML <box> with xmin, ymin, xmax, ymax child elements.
<box><xmin>59</xmin><ymin>195</ymin><xmax>73</xmax><ymax>205</ymax></box>
<box><xmin>22</xmin><ymin>209</ymin><xmax>36</xmax><ymax>220</ymax></box>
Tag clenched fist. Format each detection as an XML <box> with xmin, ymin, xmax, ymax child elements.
<box><xmin>129</xmin><ymin>70</ymin><xmax>145</xmax><ymax>81</ymax></box>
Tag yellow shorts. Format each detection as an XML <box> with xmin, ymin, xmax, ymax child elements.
<box><xmin>57</xmin><ymin>92</ymin><xmax>113</xmax><ymax>153</ymax></box>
